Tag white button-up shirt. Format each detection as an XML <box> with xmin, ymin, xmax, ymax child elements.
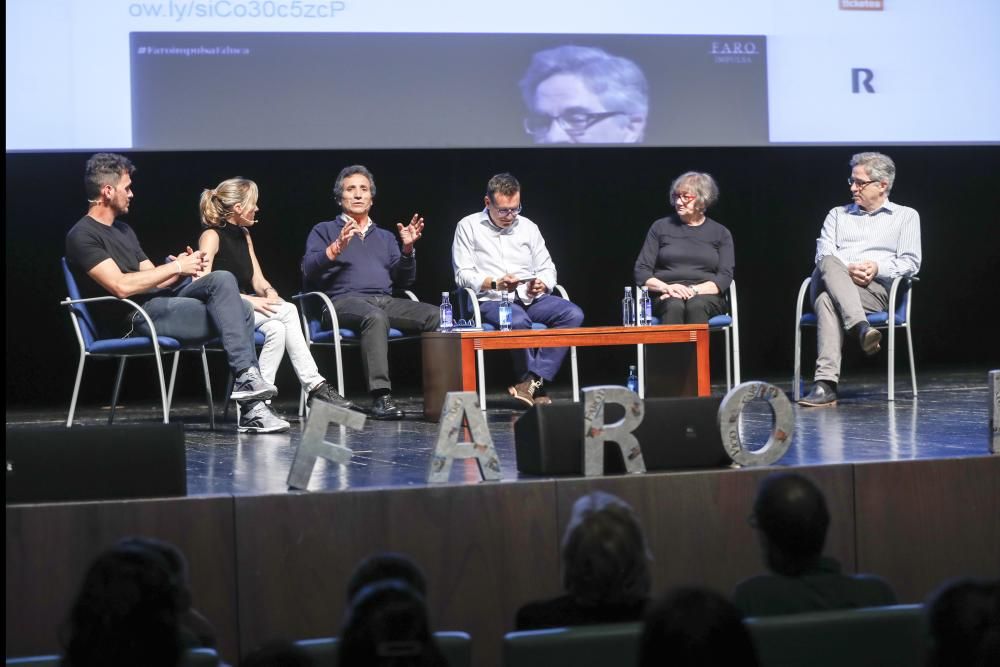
<box><xmin>815</xmin><ymin>200</ymin><xmax>922</xmax><ymax>286</ymax></box>
<box><xmin>452</xmin><ymin>209</ymin><xmax>558</xmax><ymax>304</ymax></box>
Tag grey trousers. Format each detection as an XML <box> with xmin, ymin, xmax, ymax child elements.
<box><xmin>811</xmin><ymin>256</ymin><xmax>888</xmax><ymax>384</ymax></box>
<box><xmin>137</xmin><ymin>271</ymin><xmax>258</xmax><ymax>374</ymax></box>
<box><xmin>330</xmin><ymin>293</ymin><xmax>440</xmax><ymax>392</ymax></box>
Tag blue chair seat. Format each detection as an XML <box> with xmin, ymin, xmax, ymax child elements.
<box><xmin>61</xmin><ymin>257</ymin><xmax>216</xmax><ymax>427</ymax></box>
<box><xmin>87</xmin><ymin>336</ymin><xmax>183</xmax><ymax>355</ymax></box>
<box><xmin>478</xmin><ymin>322</ymin><xmax>548</xmax><ymax>332</ymax></box>
<box><xmin>294</xmin><ymin>290</ymin><xmax>426</xmax><ymax>411</ymax></box>
<box><xmin>643</xmin><ymin>281</ymin><xmax>741</xmax><ymax>392</ymax></box>
<box><xmin>794</xmin><ymin>275</ymin><xmax>917</xmax><ymax>401</ymax></box>
<box><xmin>310</xmin><ymin>327</ymin><xmax>409</xmax><ymax>343</ymax></box>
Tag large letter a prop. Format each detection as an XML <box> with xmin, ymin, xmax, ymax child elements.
<box><xmin>427</xmin><ymin>392</ymin><xmax>502</xmax><ymax>483</ymax></box>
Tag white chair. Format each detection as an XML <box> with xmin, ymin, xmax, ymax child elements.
<box><xmin>455</xmin><ymin>285</ymin><xmax>580</xmax><ymax>410</ymax></box>
<box><xmin>294</xmin><ymin>290</ymin><xmax>422</xmax><ymax>416</ymax></box>
<box><xmin>61</xmin><ymin>257</ymin><xmax>215</xmax><ymax>428</ymax></box>
<box><xmin>793</xmin><ymin>275</ymin><xmax>917</xmax><ymax>401</ymax></box>
<box><xmin>636</xmin><ymin>281</ymin><xmax>741</xmax><ymax>396</ymax></box>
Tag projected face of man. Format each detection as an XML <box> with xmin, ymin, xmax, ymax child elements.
<box><xmin>530</xmin><ymin>73</ymin><xmax>643</xmax><ymax>144</ymax></box>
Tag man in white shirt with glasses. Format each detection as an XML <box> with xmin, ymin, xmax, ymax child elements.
<box><xmin>452</xmin><ymin>173</ymin><xmax>585</xmax><ymax>407</ymax></box>
<box><xmin>799</xmin><ymin>152</ymin><xmax>922</xmax><ymax>407</ymax></box>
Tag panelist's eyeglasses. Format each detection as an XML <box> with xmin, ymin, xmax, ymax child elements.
<box><xmin>490</xmin><ymin>203</ymin><xmax>522</xmax><ymax>217</ymax></box>
<box><xmin>673</xmin><ymin>191</ymin><xmax>698</xmax><ymax>204</ymax></box>
<box><xmin>523</xmin><ymin>110</ymin><xmax>626</xmax><ymax>137</ymax></box>
<box><xmin>848</xmin><ymin>178</ymin><xmax>879</xmax><ymax>189</ymax></box>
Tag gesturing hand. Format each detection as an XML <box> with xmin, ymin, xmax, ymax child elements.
<box><xmin>397</xmin><ymin>214</ymin><xmax>425</xmax><ymax>249</ymax></box>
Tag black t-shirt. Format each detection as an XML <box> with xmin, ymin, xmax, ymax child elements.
<box><xmin>64</xmin><ymin>215</ymin><xmax>172</xmax><ymax>334</ymax></box>
<box><xmin>204</xmin><ymin>224</ymin><xmax>254</xmax><ymax>294</ymax></box>
<box><xmin>633</xmin><ymin>215</ymin><xmax>735</xmax><ymax>292</ymax></box>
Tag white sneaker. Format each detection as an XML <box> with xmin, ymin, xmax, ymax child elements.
<box><xmin>231</xmin><ymin>367</ymin><xmax>277</xmax><ymax>401</ymax></box>
<box><xmin>238</xmin><ymin>401</ymin><xmax>290</xmax><ymax>433</ymax></box>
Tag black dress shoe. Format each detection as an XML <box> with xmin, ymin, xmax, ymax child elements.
<box><xmin>851</xmin><ymin>322</ymin><xmax>882</xmax><ymax>356</ymax></box>
<box><xmin>308</xmin><ymin>382</ymin><xmax>355</xmax><ymax>410</ymax></box>
<box><xmin>798</xmin><ymin>382</ymin><xmax>838</xmax><ymax>407</ymax></box>
<box><xmin>370</xmin><ymin>394</ymin><xmax>404</xmax><ymax>420</ymax></box>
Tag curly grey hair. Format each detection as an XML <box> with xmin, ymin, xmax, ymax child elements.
<box><xmin>850</xmin><ymin>152</ymin><xmax>896</xmax><ymax>192</ymax></box>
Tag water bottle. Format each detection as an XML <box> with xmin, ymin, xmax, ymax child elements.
<box><xmin>639</xmin><ymin>287</ymin><xmax>653</xmax><ymax>326</ymax></box>
<box><xmin>439</xmin><ymin>292</ymin><xmax>453</xmax><ymax>331</ymax></box>
<box><xmin>499</xmin><ymin>291</ymin><xmax>512</xmax><ymax>331</ymax></box>
<box><xmin>621</xmin><ymin>287</ymin><xmax>636</xmax><ymax>327</ymax></box>
<box><xmin>626</xmin><ymin>365</ymin><xmax>639</xmax><ymax>393</ymax></box>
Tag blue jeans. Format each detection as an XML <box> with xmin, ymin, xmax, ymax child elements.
<box><xmin>137</xmin><ymin>271</ymin><xmax>257</xmax><ymax>374</ymax></box>
<box><xmin>479</xmin><ymin>294</ymin><xmax>584</xmax><ymax>382</ymax></box>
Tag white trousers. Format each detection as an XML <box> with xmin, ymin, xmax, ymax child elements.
<box><xmin>253</xmin><ymin>301</ymin><xmax>324</xmax><ymax>392</ymax></box>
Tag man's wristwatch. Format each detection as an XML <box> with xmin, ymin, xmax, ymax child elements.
<box><xmin>490</xmin><ymin>279</ymin><xmax>498</xmax><ymax>290</ymax></box>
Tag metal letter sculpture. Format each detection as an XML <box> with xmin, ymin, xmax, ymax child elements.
<box><xmin>990</xmin><ymin>370</ymin><xmax>999</xmax><ymax>454</ymax></box>
<box><xmin>427</xmin><ymin>391</ymin><xmax>502</xmax><ymax>483</ymax></box>
<box><xmin>718</xmin><ymin>381</ymin><xmax>794</xmax><ymax>466</ymax></box>
<box><xmin>582</xmin><ymin>386</ymin><xmax>647</xmax><ymax>477</ymax></box>
<box><xmin>287</xmin><ymin>402</ymin><xmax>366</xmax><ymax>490</ymax></box>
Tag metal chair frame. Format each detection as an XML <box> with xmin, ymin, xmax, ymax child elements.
<box><xmin>793</xmin><ymin>275</ymin><xmax>917</xmax><ymax>401</ymax></box>
<box><xmin>456</xmin><ymin>285</ymin><xmax>580</xmax><ymax>410</ymax></box>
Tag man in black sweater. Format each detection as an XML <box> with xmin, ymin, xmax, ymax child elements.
<box><xmin>301</xmin><ymin>165</ymin><xmax>439</xmax><ymax>420</ymax></box>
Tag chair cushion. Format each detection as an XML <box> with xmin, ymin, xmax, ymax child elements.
<box><xmin>88</xmin><ymin>336</ymin><xmax>183</xmax><ymax>354</ymax></box>
<box><xmin>800</xmin><ymin>312</ymin><xmax>905</xmax><ymax>327</ymax></box>
<box><xmin>649</xmin><ymin>316</ymin><xmax>733</xmax><ymax>328</ymax></box>
<box><xmin>311</xmin><ymin>328</ymin><xmax>407</xmax><ymax>344</ymax></box>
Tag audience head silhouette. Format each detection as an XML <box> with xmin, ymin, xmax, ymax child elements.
<box><xmin>346</xmin><ymin>552</ymin><xmax>428</xmax><ymax>603</ymax></box>
<box><xmin>562</xmin><ymin>490</ymin><xmax>652</xmax><ymax>605</ymax></box>
<box><xmin>338</xmin><ymin>579</ymin><xmax>446</xmax><ymax>667</ymax></box>
<box><xmin>751</xmin><ymin>472</ymin><xmax>830</xmax><ymax>575</ymax></box>
<box><xmin>60</xmin><ymin>540</ymin><xmax>182</xmax><ymax>667</ymax></box>
<box><xmin>926</xmin><ymin>577</ymin><xmax>1000</xmax><ymax>667</ymax></box>
<box><xmin>639</xmin><ymin>587</ymin><xmax>759</xmax><ymax>667</ymax></box>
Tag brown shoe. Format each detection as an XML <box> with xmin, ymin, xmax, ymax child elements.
<box><xmin>508</xmin><ymin>377</ymin><xmax>544</xmax><ymax>407</ymax></box>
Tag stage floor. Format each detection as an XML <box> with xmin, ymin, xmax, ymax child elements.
<box><xmin>6</xmin><ymin>368</ymin><xmax>994</xmax><ymax>496</ymax></box>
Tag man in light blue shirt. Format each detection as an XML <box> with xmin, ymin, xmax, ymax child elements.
<box><xmin>452</xmin><ymin>173</ymin><xmax>584</xmax><ymax>406</ymax></box>
<box><xmin>799</xmin><ymin>152</ymin><xmax>922</xmax><ymax>407</ymax></box>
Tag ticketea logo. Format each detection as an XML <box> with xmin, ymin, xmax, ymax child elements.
<box><xmin>840</xmin><ymin>0</ymin><xmax>884</xmax><ymax>10</ymax></box>
<box><xmin>710</xmin><ymin>40</ymin><xmax>760</xmax><ymax>64</ymax></box>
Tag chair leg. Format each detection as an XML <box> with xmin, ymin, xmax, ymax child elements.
<box><xmin>335</xmin><ymin>342</ymin><xmax>346</xmax><ymax>398</ymax></box>
<box><xmin>888</xmin><ymin>323</ymin><xmax>896</xmax><ymax>402</ymax></box>
<box><xmin>570</xmin><ymin>346</ymin><xmax>580</xmax><ymax>402</ymax></box>
<box><xmin>222</xmin><ymin>372</ymin><xmax>234</xmax><ymax>422</ymax></box>
<box><xmin>793</xmin><ymin>324</ymin><xmax>803</xmax><ymax>400</ymax></box>
<box><xmin>166</xmin><ymin>352</ymin><xmax>181</xmax><ymax>410</ymax></box>
<box><xmin>724</xmin><ymin>328</ymin><xmax>732</xmax><ymax>392</ymax></box>
<box><xmin>108</xmin><ymin>357</ymin><xmax>127</xmax><ymax>426</ymax></box>
<box><xmin>637</xmin><ymin>344</ymin><xmax>646</xmax><ymax>399</ymax></box>
<box><xmin>66</xmin><ymin>355</ymin><xmax>87</xmax><ymax>428</ymax></box>
<box><xmin>200</xmin><ymin>349</ymin><xmax>215</xmax><ymax>431</ymax></box>
<box><xmin>153</xmin><ymin>352</ymin><xmax>170</xmax><ymax>424</ymax></box>
<box><xmin>906</xmin><ymin>324</ymin><xmax>918</xmax><ymax>397</ymax></box>
<box><xmin>478</xmin><ymin>349</ymin><xmax>487</xmax><ymax>410</ymax></box>
<box><xmin>732</xmin><ymin>322</ymin><xmax>741</xmax><ymax>387</ymax></box>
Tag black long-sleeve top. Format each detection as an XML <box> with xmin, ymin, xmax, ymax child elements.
<box><xmin>633</xmin><ymin>215</ymin><xmax>734</xmax><ymax>292</ymax></box>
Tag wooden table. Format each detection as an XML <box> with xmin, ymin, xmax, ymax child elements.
<box><xmin>422</xmin><ymin>324</ymin><xmax>710</xmax><ymax>421</ymax></box>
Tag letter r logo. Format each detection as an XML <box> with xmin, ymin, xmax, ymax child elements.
<box><xmin>852</xmin><ymin>68</ymin><xmax>875</xmax><ymax>93</ymax></box>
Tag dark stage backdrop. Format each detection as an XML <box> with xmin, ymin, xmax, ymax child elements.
<box><xmin>6</xmin><ymin>146</ymin><xmax>999</xmax><ymax>406</ymax></box>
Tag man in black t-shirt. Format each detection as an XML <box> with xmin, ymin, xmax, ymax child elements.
<box><xmin>64</xmin><ymin>153</ymin><xmax>288</xmax><ymax>433</ymax></box>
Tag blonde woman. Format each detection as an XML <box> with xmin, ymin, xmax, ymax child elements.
<box><xmin>198</xmin><ymin>178</ymin><xmax>352</xmax><ymax>432</ymax></box>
